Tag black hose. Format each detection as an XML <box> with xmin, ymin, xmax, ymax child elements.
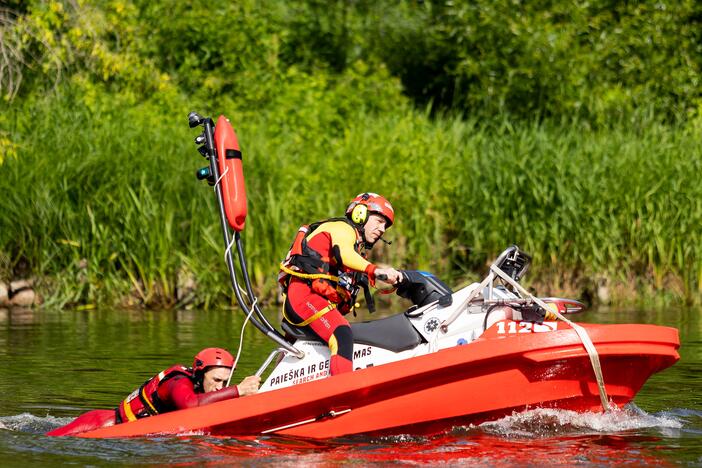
<box><xmin>235</xmin><ymin>232</ymin><xmax>278</xmax><ymax>332</ymax></box>
<box><xmin>482</xmin><ymin>304</ymin><xmax>506</xmax><ymax>332</ymax></box>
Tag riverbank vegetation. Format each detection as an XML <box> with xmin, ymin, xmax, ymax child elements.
<box><xmin>1</xmin><ymin>1</ymin><xmax>701</xmax><ymax>308</ymax></box>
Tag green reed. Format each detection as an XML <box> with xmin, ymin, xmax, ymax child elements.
<box><xmin>1</xmin><ymin>94</ymin><xmax>700</xmax><ymax>308</ymax></box>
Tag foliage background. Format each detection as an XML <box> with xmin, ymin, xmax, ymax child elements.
<box><xmin>1</xmin><ymin>0</ymin><xmax>701</xmax><ymax>308</ymax></box>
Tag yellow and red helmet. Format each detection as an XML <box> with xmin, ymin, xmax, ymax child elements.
<box><xmin>345</xmin><ymin>192</ymin><xmax>395</xmax><ymax>227</ymax></box>
<box><xmin>193</xmin><ymin>347</ymin><xmax>235</xmax><ymax>373</ymax></box>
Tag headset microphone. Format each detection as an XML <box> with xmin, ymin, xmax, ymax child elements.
<box><xmin>379</xmin><ymin>238</ymin><xmax>393</xmax><ymax>245</ymax></box>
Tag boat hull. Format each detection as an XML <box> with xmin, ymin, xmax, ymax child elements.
<box><xmin>77</xmin><ymin>322</ymin><xmax>679</xmax><ymax>439</ymax></box>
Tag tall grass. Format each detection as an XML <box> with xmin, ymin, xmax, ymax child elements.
<box><xmin>1</xmin><ymin>92</ymin><xmax>700</xmax><ymax>308</ymax></box>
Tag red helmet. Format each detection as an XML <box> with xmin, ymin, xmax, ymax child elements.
<box><xmin>345</xmin><ymin>192</ymin><xmax>395</xmax><ymax>227</ymax></box>
<box><xmin>192</xmin><ymin>347</ymin><xmax>235</xmax><ymax>373</ymax></box>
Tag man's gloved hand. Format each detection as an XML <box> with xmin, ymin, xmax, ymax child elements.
<box><xmin>236</xmin><ymin>375</ymin><xmax>261</xmax><ymax>396</ymax></box>
<box><xmin>375</xmin><ymin>267</ymin><xmax>403</xmax><ymax>285</ymax></box>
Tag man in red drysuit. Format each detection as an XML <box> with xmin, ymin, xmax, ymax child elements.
<box><xmin>47</xmin><ymin>347</ymin><xmax>259</xmax><ymax>436</ymax></box>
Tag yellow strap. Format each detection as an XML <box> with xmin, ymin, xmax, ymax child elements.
<box><xmin>121</xmin><ymin>399</ymin><xmax>138</xmax><ymax>422</ymax></box>
<box><xmin>280</xmin><ymin>263</ymin><xmax>339</xmax><ymax>283</ymax></box>
<box><xmin>544</xmin><ymin>303</ymin><xmax>559</xmax><ymax>321</ymax></box>
<box><xmin>140</xmin><ymin>386</ymin><xmax>158</xmax><ymax>415</ymax></box>
<box><xmin>283</xmin><ymin>302</ymin><xmax>336</xmax><ymax>327</ymax></box>
<box><xmin>328</xmin><ymin>334</ymin><xmax>339</xmax><ymax>356</ymax></box>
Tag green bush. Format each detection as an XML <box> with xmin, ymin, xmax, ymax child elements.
<box><xmin>1</xmin><ymin>0</ymin><xmax>701</xmax><ymax>308</ymax></box>
<box><xmin>2</xmin><ymin>87</ymin><xmax>701</xmax><ymax>307</ymax></box>
<box><xmin>368</xmin><ymin>0</ymin><xmax>702</xmax><ymax>121</ymax></box>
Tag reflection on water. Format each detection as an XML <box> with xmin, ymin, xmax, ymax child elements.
<box><xmin>175</xmin><ymin>309</ymin><xmax>197</xmax><ymax>344</ymax></box>
<box><xmin>0</xmin><ymin>307</ymin><xmax>37</xmax><ymax>326</ymax></box>
<box><xmin>0</xmin><ymin>305</ymin><xmax>700</xmax><ymax>465</ymax></box>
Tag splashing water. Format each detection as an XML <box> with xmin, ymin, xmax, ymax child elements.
<box><xmin>475</xmin><ymin>403</ymin><xmax>683</xmax><ymax>438</ymax></box>
<box><xmin>0</xmin><ymin>405</ymin><xmax>697</xmax><ymax>466</ymax></box>
<box><xmin>0</xmin><ymin>413</ymin><xmax>72</xmax><ymax>434</ymax></box>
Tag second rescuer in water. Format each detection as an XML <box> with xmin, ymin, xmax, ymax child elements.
<box><xmin>47</xmin><ymin>347</ymin><xmax>260</xmax><ymax>436</ymax></box>
<box><xmin>278</xmin><ymin>193</ymin><xmax>402</xmax><ymax>375</ymax></box>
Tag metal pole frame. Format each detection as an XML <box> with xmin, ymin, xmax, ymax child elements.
<box><xmin>199</xmin><ymin>117</ymin><xmax>303</xmax><ymax>358</ymax></box>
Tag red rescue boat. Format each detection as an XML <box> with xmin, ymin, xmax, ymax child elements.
<box><xmin>51</xmin><ymin>115</ymin><xmax>680</xmax><ymax>439</ymax></box>
<box><xmin>76</xmin><ymin>247</ymin><xmax>678</xmax><ymax>439</ymax></box>
<box><xmin>77</xmin><ymin>318</ymin><xmax>678</xmax><ymax>439</ymax></box>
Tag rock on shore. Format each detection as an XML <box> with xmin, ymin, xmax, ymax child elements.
<box><xmin>1</xmin><ymin>279</ymin><xmax>39</xmax><ymax>307</ymax></box>
<box><xmin>0</xmin><ymin>281</ymin><xmax>8</xmax><ymax>306</ymax></box>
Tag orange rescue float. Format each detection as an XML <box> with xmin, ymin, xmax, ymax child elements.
<box><xmin>213</xmin><ymin>115</ymin><xmax>247</xmax><ymax>232</ymax></box>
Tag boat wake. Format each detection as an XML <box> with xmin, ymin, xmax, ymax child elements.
<box><xmin>468</xmin><ymin>403</ymin><xmax>684</xmax><ymax>438</ymax></box>
<box><xmin>0</xmin><ymin>406</ymin><xmax>698</xmax><ymax>465</ymax></box>
<box><xmin>2</xmin><ymin>403</ymin><xmax>692</xmax><ymax>441</ymax></box>
<box><xmin>343</xmin><ymin>405</ymin><xmax>693</xmax><ymax>465</ymax></box>
<box><xmin>0</xmin><ymin>413</ymin><xmax>72</xmax><ymax>434</ymax></box>
<box><xmin>3</xmin><ymin>404</ymin><xmax>688</xmax><ymax>437</ymax></box>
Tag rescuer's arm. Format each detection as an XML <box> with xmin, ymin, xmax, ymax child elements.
<box><xmin>324</xmin><ymin>222</ymin><xmax>377</xmax><ymax>278</ymax></box>
<box><xmin>166</xmin><ymin>376</ymin><xmax>240</xmax><ymax>409</ymax></box>
<box><xmin>196</xmin><ymin>386</ymin><xmax>241</xmax><ymax>406</ymax></box>
<box><xmin>325</xmin><ymin>222</ymin><xmax>402</xmax><ymax>284</ymax></box>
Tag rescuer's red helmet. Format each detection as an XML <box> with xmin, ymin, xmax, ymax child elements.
<box><xmin>193</xmin><ymin>347</ymin><xmax>235</xmax><ymax>373</ymax></box>
<box><xmin>345</xmin><ymin>192</ymin><xmax>395</xmax><ymax>227</ymax></box>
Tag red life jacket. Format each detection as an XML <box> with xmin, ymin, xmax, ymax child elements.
<box><xmin>279</xmin><ymin>217</ymin><xmax>369</xmax><ymax>314</ymax></box>
<box><xmin>116</xmin><ymin>365</ymin><xmax>192</xmax><ymax>423</ymax></box>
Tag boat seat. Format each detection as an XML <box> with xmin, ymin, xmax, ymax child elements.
<box><xmin>351</xmin><ymin>313</ymin><xmax>425</xmax><ymax>352</ymax></box>
<box><xmin>281</xmin><ymin>320</ymin><xmax>321</xmax><ymax>342</ymax></box>
<box><xmin>281</xmin><ymin>312</ymin><xmax>425</xmax><ymax>353</ymax></box>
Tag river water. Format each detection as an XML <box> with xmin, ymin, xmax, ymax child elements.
<box><xmin>0</xmin><ymin>304</ymin><xmax>700</xmax><ymax>466</ymax></box>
